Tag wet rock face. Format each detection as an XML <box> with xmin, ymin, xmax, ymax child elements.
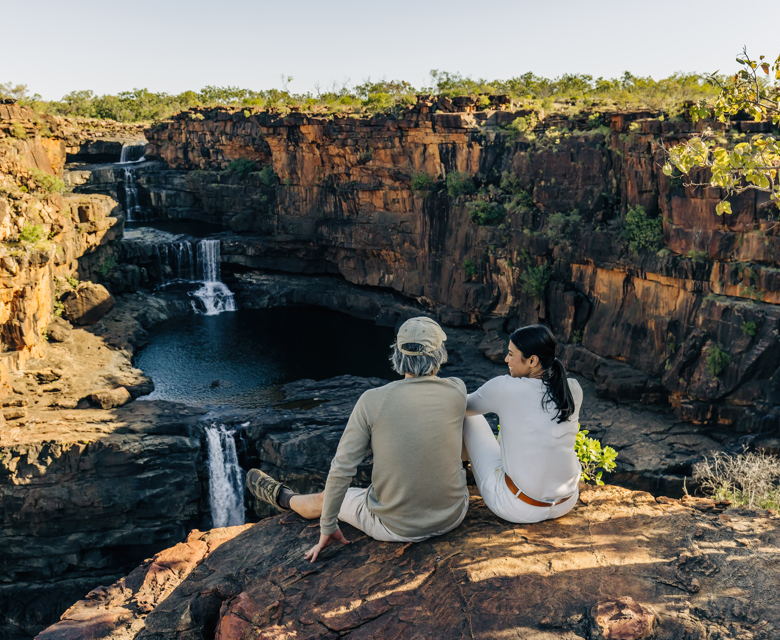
<box><xmin>39</xmin><ymin>485</ymin><xmax>780</xmax><ymax>640</ymax></box>
<box><xmin>140</xmin><ymin>106</ymin><xmax>780</xmax><ymax>430</ymax></box>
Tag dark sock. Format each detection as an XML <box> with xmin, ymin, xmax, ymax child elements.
<box><xmin>277</xmin><ymin>487</ymin><xmax>297</xmax><ymax>510</ymax></box>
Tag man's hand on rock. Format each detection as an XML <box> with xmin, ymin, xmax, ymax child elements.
<box><xmin>305</xmin><ymin>529</ymin><xmax>349</xmax><ymax>562</ymax></box>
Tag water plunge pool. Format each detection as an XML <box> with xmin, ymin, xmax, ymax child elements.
<box><xmin>134</xmin><ymin>306</ymin><xmax>397</xmax><ymax>408</ymax></box>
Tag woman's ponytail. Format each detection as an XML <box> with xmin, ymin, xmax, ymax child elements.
<box><xmin>509</xmin><ymin>326</ymin><xmax>575</xmax><ymax>423</ymax></box>
<box><xmin>542</xmin><ymin>357</ymin><xmax>574</xmax><ymax>423</ymax></box>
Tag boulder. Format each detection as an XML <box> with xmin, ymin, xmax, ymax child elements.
<box><xmin>87</xmin><ymin>387</ymin><xmax>132</xmax><ymax>409</ymax></box>
<box><xmin>61</xmin><ymin>282</ymin><xmax>115</xmax><ymax>325</ymax></box>
<box><xmin>478</xmin><ymin>329</ymin><xmax>507</xmax><ymax>364</ymax></box>
<box><xmin>45</xmin><ymin>317</ymin><xmax>73</xmax><ymax>342</ymax></box>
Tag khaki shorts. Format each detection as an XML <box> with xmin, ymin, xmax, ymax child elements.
<box><xmin>337</xmin><ymin>487</ymin><xmax>469</xmax><ymax>542</ymax></box>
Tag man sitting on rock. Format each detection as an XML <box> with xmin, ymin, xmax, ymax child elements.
<box><xmin>246</xmin><ymin>316</ymin><xmax>469</xmax><ymax>562</ymax></box>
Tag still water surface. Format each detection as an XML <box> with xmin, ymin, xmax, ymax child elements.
<box><xmin>135</xmin><ymin>306</ymin><xmax>397</xmax><ymax>408</ymax></box>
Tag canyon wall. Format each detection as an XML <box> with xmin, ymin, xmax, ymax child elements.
<box><xmin>0</xmin><ymin>104</ymin><xmax>125</xmax><ymax>390</ymax></box>
<box><xmin>138</xmin><ymin>101</ymin><xmax>780</xmax><ymax>431</ymax></box>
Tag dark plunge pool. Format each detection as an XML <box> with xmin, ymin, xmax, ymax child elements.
<box><xmin>134</xmin><ymin>306</ymin><xmax>398</xmax><ymax>408</ymax></box>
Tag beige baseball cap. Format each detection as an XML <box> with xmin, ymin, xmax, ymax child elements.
<box><xmin>397</xmin><ymin>317</ymin><xmax>447</xmax><ymax>356</ymax></box>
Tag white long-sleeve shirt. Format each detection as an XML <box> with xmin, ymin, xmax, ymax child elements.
<box><xmin>466</xmin><ymin>375</ymin><xmax>583</xmax><ymax>502</ymax></box>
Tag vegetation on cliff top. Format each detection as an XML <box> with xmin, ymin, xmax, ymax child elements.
<box><xmin>2</xmin><ymin>70</ymin><xmax>721</xmax><ymax>123</ymax></box>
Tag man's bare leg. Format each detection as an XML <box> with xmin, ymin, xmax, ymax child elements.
<box><xmin>289</xmin><ymin>492</ymin><xmax>324</xmax><ymax>519</ymax></box>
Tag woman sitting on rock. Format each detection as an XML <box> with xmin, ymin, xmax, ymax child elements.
<box><xmin>464</xmin><ymin>324</ymin><xmax>583</xmax><ymax>523</ymax></box>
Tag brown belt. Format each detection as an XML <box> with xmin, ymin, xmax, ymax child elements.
<box><xmin>504</xmin><ymin>474</ymin><xmax>572</xmax><ymax>508</ymax></box>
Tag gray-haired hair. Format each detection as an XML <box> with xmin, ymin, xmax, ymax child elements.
<box><xmin>390</xmin><ymin>342</ymin><xmax>447</xmax><ymax>377</ymax></box>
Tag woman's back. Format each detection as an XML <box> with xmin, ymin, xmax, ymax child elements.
<box><xmin>467</xmin><ymin>375</ymin><xmax>583</xmax><ymax>502</ymax></box>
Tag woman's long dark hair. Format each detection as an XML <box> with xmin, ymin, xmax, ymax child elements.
<box><xmin>509</xmin><ymin>324</ymin><xmax>574</xmax><ymax>423</ymax></box>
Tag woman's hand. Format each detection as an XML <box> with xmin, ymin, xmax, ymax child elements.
<box><xmin>304</xmin><ymin>528</ymin><xmax>350</xmax><ymax>562</ymax></box>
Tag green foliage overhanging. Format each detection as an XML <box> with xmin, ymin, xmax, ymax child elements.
<box><xmin>663</xmin><ymin>47</ymin><xmax>780</xmax><ymax>213</ymax></box>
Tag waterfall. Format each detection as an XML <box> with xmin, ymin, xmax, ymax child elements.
<box><xmin>205</xmin><ymin>424</ymin><xmax>245</xmax><ymax>528</ymax></box>
<box><xmin>192</xmin><ymin>239</ymin><xmax>236</xmax><ymax>315</ymax></box>
<box><xmin>119</xmin><ymin>142</ymin><xmax>146</xmax><ymax>164</ymax></box>
<box><xmin>171</xmin><ymin>241</ymin><xmax>195</xmax><ymax>280</ymax></box>
<box><xmin>122</xmin><ymin>167</ymin><xmax>143</xmax><ymax>221</ymax></box>
<box><xmin>118</xmin><ymin>142</ymin><xmax>147</xmax><ymax>221</ymax></box>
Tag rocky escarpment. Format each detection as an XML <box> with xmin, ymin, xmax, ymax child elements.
<box><xmin>39</xmin><ymin>484</ymin><xmax>780</xmax><ymax>640</ymax></box>
<box><xmin>0</xmin><ymin>103</ymin><xmax>124</xmax><ymax>389</ymax></box>
<box><xmin>135</xmin><ymin>100</ymin><xmax>780</xmax><ymax>433</ymax></box>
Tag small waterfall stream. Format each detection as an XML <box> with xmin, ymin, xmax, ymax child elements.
<box><xmin>192</xmin><ymin>239</ymin><xmax>236</xmax><ymax>315</ymax></box>
<box><xmin>118</xmin><ymin>142</ymin><xmax>147</xmax><ymax>221</ymax></box>
<box><xmin>205</xmin><ymin>424</ymin><xmax>245</xmax><ymax>528</ymax></box>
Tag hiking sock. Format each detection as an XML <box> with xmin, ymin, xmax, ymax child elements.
<box><xmin>277</xmin><ymin>486</ymin><xmax>298</xmax><ymax>510</ymax></box>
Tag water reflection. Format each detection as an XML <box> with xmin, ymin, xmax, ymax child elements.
<box><xmin>134</xmin><ymin>307</ymin><xmax>397</xmax><ymax>408</ymax></box>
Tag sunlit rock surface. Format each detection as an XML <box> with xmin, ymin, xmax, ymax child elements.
<box><xmin>39</xmin><ymin>485</ymin><xmax>780</xmax><ymax>640</ymax></box>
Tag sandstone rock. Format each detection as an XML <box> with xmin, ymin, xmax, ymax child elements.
<box><xmin>590</xmin><ymin>597</ymin><xmax>656</xmax><ymax>640</ymax></box>
<box><xmin>87</xmin><ymin>386</ymin><xmax>132</xmax><ymax>409</ymax></box>
<box><xmin>2</xmin><ymin>406</ymin><xmax>26</xmax><ymax>420</ymax></box>
<box><xmin>136</xmin><ymin>107</ymin><xmax>780</xmax><ymax>431</ymax></box>
<box><xmin>478</xmin><ymin>329</ymin><xmax>507</xmax><ymax>363</ymax></box>
<box><xmin>40</xmin><ymin>485</ymin><xmax>780</xmax><ymax>640</ymax></box>
<box><xmin>45</xmin><ymin>317</ymin><xmax>73</xmax><ymax>343</ymax></box>
<box><xmin>61</xmin><ymin>282</ymin><xmax>115</xmax><ymax>325</ymax></box>
<box><xmin>37</xmin><ymin>525</ymin><xmax>250</xmax><ymax>640</ymax></box>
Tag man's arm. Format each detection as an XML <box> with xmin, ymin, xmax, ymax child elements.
<box><xmin>319</xmin><ymin>392</ymin><xmax>373</xmax><ymax>535</ymax></box>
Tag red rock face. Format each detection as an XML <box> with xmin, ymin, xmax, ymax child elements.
<box><xmin>0</xmin><ymin>105</ymin><xmax>123</xmax><ymax>387</ymax></box>
<box><xmin>143</xmin><ymin>105</ymin><xmax>780</xmax><ymax>429</ymax></box>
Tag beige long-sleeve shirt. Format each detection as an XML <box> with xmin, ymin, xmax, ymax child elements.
<box><xmin>320</xmin><ymin>375</ymin><xmax>468</xmax><ymax>537</ymax></box>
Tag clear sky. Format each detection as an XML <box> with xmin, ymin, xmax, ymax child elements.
<box><xmin>3</xmin><ymin>0</ymin><xmax>779</xmax><ymax>100</ymax></box>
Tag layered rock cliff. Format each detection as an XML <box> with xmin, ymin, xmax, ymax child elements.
<box><xmin>0</xmin><ymin>103</ymin><xmax>125</xmax><ymax>388</ymax></box>
<box><xmin>132</xmin><ymin>102</ymin><xmax>780</xmax><ymax>431</ymax></box>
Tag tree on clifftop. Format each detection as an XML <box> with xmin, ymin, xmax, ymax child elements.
<box><xmin>663</xmin><ymin>48</ymin><xmax>780</xmax><ymax>215</ymax></box>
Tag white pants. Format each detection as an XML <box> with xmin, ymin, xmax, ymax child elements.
<box><xmin>337</xmin><ymin>487</ymin><xmax>469</xmax><ymax>542</ymax></box>
<box><xmin>463</xmin><ymin>415</ymin><xmax>578</xmax><ymax>524</ymax></box>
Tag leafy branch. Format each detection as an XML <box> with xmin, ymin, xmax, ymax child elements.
<box><xmin>662</xmin><ymin>47</ymin><xmax>780</xmax><ymax>214</ymax></box>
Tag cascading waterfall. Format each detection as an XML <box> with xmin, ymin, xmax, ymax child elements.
<box><xmin>192</xmin><ymin>239</ymin><xmax>236</xmax><ymax>315</ymax></box>
<box><xmin>118</xmin><ymin>142</ymin><xmax>147</xmax><ymax>221</ymax></box>
<box><xmin>122</xmin><ymin>167</ymin><xmax>143</xmax><ymax>221</ymax></box>
<box><xmin>205</xmin><ymin>424</ymin><xmax>245</xmax><ymax>528</ymax></box>
<box><xmin>119</xmin><ymin>142</ymin><xmax>146</xmax><ymax>164</ymax></box>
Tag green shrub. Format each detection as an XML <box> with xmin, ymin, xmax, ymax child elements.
<box><xmin>545</xmin><ymin>210</ymin><xmax>582</xmax><ymax>241</ymax></box>
<box><xmin>498</xmin><ymin>171</ymin><xmax>526</xmax><ymax>195</ymax></box>
<box><xmin>467</xmin><ymin>201</ymin><xmax>505</xmax><ymax>225</ymax></box>
<box><xmin>258</xmin><ymin>165</ymin><xmax>276</xmax><ymax>187</ymax></box>
<box><xmin>693</xmin><ymin>450</ymin><xmax>780</xmax><ymax>510</ymax></box>
<box><xmin>53</xmin><ymin>299</ymin><xmax>64</xmax><ymax>317</ymax></box>
<box><xmin>504</xmin><ymin>113</ymin><xmax>538</xmax><ymax>137</ymax></box>
<box><xmin>67</xmin><ymin>276</ymin><xmax>79</xmax><ymax>288</ymax></box>
<box><xmin>98</xmin><ymin>256</ymin><xmax>118</xmax><ymax>276</ymax></box>
<box><xmin>228</xmin><ymin>158</ymin><xmax>258</xmax><ymax>179</ymax></box>
<box><xmin>29</xmin><ymin>168</ymin><xmax>66</xmax><ymax>194</ymax></box>
<box><xmin>741</xmin><ymin>320</ymin><xmax>757</xmax><ymax>337</ymax></box>
<box><xmin>519</xmin><ymin>263</ymin><xmax>550</xmax><ymax>301</ymax></box>
<box><xmin>576</xmin><ymin>428</ymin><xmax>618</xmax><ymax>485</ymax></box>
<box><xmin>19</xmin><ymin>223</ymin><xmax>45</xmax><ymax>244</ymax></box>
<box><xmin>411</xmin><ymin>172</ymin><xmax>435</xmax><ymax>192</ymax></box>
<box><xmin>10</xmin><ymin>120</ymin><xmax>27</xmax><ymax>139</ymax></box>
<box><xmin>505</xmin><ymin>190</ymin><xmax>535</xmax><ymax>214</ymax></box>
<box><xmin>705</xmin><ymin>343</ymin><xmax>731</xmax><ymax>378</ymax></box>
<box><xmin>446</xmin><ymin>172</ymin><xmax>476</xmax><ymax>198</ymax></box>
<box><xmin>622</xmin><ymin>204</ymin><xmax>663</xmax><ymax>252</ymax></box>
<box><xmin>463</xmin><ymin>259</ymin><xmax>477</xmax><ymax>279</ymax></box>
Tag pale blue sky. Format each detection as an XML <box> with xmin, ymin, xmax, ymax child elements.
<box><xmin>3</xmin><ymin>0</ymin><xmax>779</xmax><ymax>100</ymax></box>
